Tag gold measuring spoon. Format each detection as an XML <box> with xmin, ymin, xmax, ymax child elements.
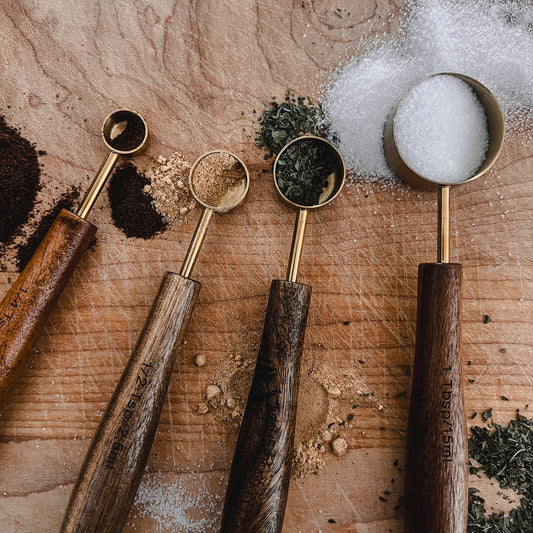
<box><xmin>0</xmin><ymin>110</ymin><xmax>148</xmax><ymax>402</ymax></box>
<box><xmin>61</xmin><ymin>151</ymin><xmax>249</xmax><ymax>533</ymax></box>
<box><xmin>221</xmin><ymin>136</ymin><xmax>345</xmax><ymax>532</ymax></box>
<box><xmin>383</xmin><ymin>73</ymin><xmax>504</xmax><ymax>533</ymax></box>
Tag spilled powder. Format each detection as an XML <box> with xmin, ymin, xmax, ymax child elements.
<box><xmin>197</xmin><ymin>356</ymin><xmax>382</xmax><ymax>478</ymax></box>
<box><xmin>144</xmin><ymin>153</ymin><xmax>196</xmax><ymax>225</ymax></box>
<box><xmin>322</xmin><ymin>0</ymin><xmax>533</xmax><ymax>182</ymax></box>
<box><xmin>394</xmin><ymin>75</ymin><xmax>489</xmax><ymax>183</ymax></box>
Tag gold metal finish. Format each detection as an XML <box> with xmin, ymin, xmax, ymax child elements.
<box><xmin>438</xmin><ymin>186</ymin><xmax>450</xmax><ymax>263</ymax></box>
<box><xmin>272</xmin><ymin>135</ymin><xmax>346</xmax><ymax>283</ymax></box>
<box><xmin>76</xmin><ymin>110</ymin><xmax>148</xmax><ymax>219</ymax></box>
<box><xmin>179</xmin><ymin>208</ymin><xmax>214</xmax><ymax>278</ymax></box>
<box><xmin>179</xmin><ymin>150</ymin><xmax>250</xmax><ymax>279</ymax></box>
<box><xmin>286</xmin><ymin>209</ymin><xmax>308</xmax><ymax>282</ymax></box>
<box><xmin>77</xmin><ymin>152</ymin><xmax>119</xmax><ymax>218</ymax></box>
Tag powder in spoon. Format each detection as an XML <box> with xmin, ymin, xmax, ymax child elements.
<box><xmin>191</xmin><ymin>152</ymin><xmax>245</xmax><ymax>208</ymax></box>
<box><xmin>393</xmin><ymin>75</ymin><xmax>489</xmax><ymax>183</ymax></box>
<box><xmin>107</xmin><ymin>114</ymin><xmax>145</xmax><ymax>152</ymax></box>
<box><xmin>0</xmin><ymin>115</ymin><xmax>42</xmax><ymax>245</ymax></box>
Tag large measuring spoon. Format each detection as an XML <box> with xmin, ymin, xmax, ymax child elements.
<box><xmin>61</xmin><ymin>151</ymin><xmax>249</xmax><ymax>533</ymax></box>
<box><xmin>383</xmin><ymin>73</ymin><xmax>504</xmax><ymax>533</ymax></box>
<box><xmin>221</xmin><ymin>136</ymin><xmax>345</xmax><ymax>532</ymax></box>
<box><xmin>0</xmin><ymin>110</ymin><xmax>148</xmax><ymax>401</ymax></box>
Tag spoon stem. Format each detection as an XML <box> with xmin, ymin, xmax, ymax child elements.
<box><xmin>438</xmin><ymin>186</ymin><xmax>450</xmax><ymax>263</ymax></box>
<box><xmin>180</xmin><ymin>208</ymin><xmax>214</xmax><ymax>278</ymax></box>
<box><xmin>286</xmin><ymin>209</ymin><xmax>308</xmax><ymax>282</ymax></box>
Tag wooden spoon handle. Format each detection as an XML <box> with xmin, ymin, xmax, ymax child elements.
<box><xmin>0</xmin><ymin>209</ymin><xmax>96</xmax><ymax>402</ymax></box>
<box><xmin>60</xmin><ymin>272</ymin><xmax>200</xmax><ymax>533</ymax></box>
<box><xmin>221</xmin><ymin>279</ymin><xmax>312</xmax><ymax>533</ymax></box>
<box><xmin>404</xmin><ymin>263</ymin><xmax>467</xmax><ymax>533</ymax></box>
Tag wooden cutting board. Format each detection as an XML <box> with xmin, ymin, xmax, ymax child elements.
<box><xmin>0</xmin><ymin>1</ymin><xmax>531</xmax><ymax>531</ymax></box>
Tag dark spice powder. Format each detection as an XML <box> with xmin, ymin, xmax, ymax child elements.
<box><xmin>0</xmin><ymin>115</ymin><xmax>42</xmax><ymax>245</ymax></box>
<box><xmin>107</xmin><ymin>162</ymin><xmax>167</xmax><ymax>239</ymax></box>
<box><xmin>15</xmin><ymin>187</ymin><xmax>80</xmax><ymax>271</ymax></box>
<box><xmin>108</xmin><ymin>114</ymin><xmax>146</xmax><ymax>152</ymax></box>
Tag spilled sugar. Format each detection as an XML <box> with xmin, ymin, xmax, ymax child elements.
<box><xmin>322</xmin><ymin>0</ymin><xmax>533</xmax><ymax>182</ymax></box>
<box><xmin>394</xmin><ymin>75</ymin><xmax>489</xmax><ymax>183</ymax></box>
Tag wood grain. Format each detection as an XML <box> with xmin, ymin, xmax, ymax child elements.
<box><xmin>221</xmin><ymin>279</ymin><xmax>311</xmax><ymax>533</ymax></box>
<box><xmin>404</xmin><ymin>263</ymin><xmax>466</xmax><ymax>533</ymax></box>
<box><xmin>0</xmin><ymin>209</ymin><xmax>96</xmax><ymax>402</ymax></box>
<box><xmin>0</xmin><ymin>1</ymin><xmax>531</xmax><ymax>532</ymax></box>
<box><xmin>61</xmin><ymin>272</ymin><xmax>200</xmax><ymax>533</ymax></box>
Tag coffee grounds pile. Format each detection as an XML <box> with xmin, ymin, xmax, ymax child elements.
<box><xmin>0</xmin><ymin>115</ymin><xmax>42</xmax><ymax>245</ymax></box>
<box><xmin>108</xmin><ymin>114</ymin><xmax>145</xmax><ymax>152</ymax></box>
<box><xmin>15</xmin><ymin>187</ymin><xmax>80</xmax><ymax>271</ymax></box>
<box><xmin>108</xmin><ymin>162</ymin><xmax>167</xmax><ymax>239</ymax></box>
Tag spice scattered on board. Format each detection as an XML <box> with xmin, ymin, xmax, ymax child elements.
<box><xmin>0</xmin><ymin>115</ymin><xmax>42</xmax><ymax>246</ymax></box>
<box><xmin>191</xmin><ymin>152</ymin><xmax>246</xmax><ymax>208</ymax></box>
<box><xmin>107</xmin><ymin>162</ymin><xmax>167</xmax><ymax>239</ymax></box>
<box><xmin>468</xmin><ymin>413</ymin><xmax>533</xmax><ymax>531</ymax></box>
<box><xmin>144</xmin><ymin>153</ymin><xmax>196</xmax><ymax>225</ymax></box>
<box><xmin>255</xmin><ymin>91</ymin><xmax>326</xmax><ymax>158</ymax></box>
<box><xmin>107</xmin><ymin>113</ymin><xmax>146</xmax><ymax>152</ymax></box>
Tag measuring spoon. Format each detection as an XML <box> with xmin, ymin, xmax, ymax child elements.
<box><xmin>0</xmin><ymin>110</ymin><xmax>148</xmax><ymax>402</ymax></box>
<box><xmin>383</xmin><ymin>73</ymin><xmax>504</xmax><ymax>533</ymax></box>
<box><xmin>221</xmin><ymin>136</ymin><xmax>345</xmax><ymax>532</ymax></box>
<box><xmin>61</xmin><ymin>151</ymin><xmax>249</xmax><ymax>533</ymax></box>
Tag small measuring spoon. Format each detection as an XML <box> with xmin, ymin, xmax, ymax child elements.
<box><xmin>0</xmin><ymin>110</ymin><xmax>147</xmax><ymax>402</ymax></box>
<box><xmin>383</xmin><ymin>73</ymin><xmax>504</xmax><ymax>533</ymax></box>
<box><xmin>61</xmin><ymin>151</ymin><xmax>249</xmax><ymax>533</ymax></box>
<box><xmin>221</xmin><ymin>136</ymin><xmax>345</xmax><ymax>532</ymax></box>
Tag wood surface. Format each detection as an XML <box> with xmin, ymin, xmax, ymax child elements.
<box><xmin>61</xmin><ymin>272</ymin><xmax>200</xmax><ymax>533</ymax></box>
<box><xmin>0</xmin><ymin>209</ymin><xmax>96</xmax><ymax>401</ymax></box>
<box><xmin>221</xmin><ymin>279</ymin><xmax>312</xmax><ymax>533</ymax></box>
<box><xmin>0</xmin><ymin>1</ymin><xmax>531</xmax><ymax>532</ymax></box>
<box><xmin>404</xmin><ymin>263</ymin><xmax>466</xmax><ymax>533</ymax></box>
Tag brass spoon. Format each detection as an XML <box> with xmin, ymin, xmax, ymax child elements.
<box><xmin>61</xmin><ymin>151</ymin><xmax>249</xmax><ymax>533</ymax></box>
<box><xmin>0</xmin><ymin>110</ymin><xmax>148</xmax><ymax>402</ymax></box>
<box><xmin>383</xmin><ymin>73</ymin><xmax>504</xmax><ymax>533</ymax></box>
<box><xmin>221</xmin><ymin>135</ymin><xmax>345</xmax><ymax>533</ymax></box>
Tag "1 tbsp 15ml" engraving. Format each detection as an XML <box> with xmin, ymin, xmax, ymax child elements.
<box><xmin>441</xmin><ymin>366</ymin><xmax>454</xmax><ymax>463</ymax></box>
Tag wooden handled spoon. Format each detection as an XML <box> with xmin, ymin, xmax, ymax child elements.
<box><xmin>383</xmin><ymin>73</ymin><xmax>504</xmax><ymax>532</ymax></box>
<box><xmin>0</xmin><ymin>110</ymin><xmax>148</xmax><ymax>402</ymax></box>
<box><xmin>221</xmin><ymin>136</ymin><xmax>345</xmax><ymax>532</ymax></box>
<box><xmin>60</xmin><ymin>151</ymin><xmax>249</xmax><ymax>533</ymax></box>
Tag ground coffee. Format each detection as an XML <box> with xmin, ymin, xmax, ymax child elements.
<box><xmin>107</xmin><ymin>162</ymin><xmax>167</xmax><ymax>239</ymax></box>
<box><xmin>0</xmin><ymin>115</ymin><xmax>42</xmax><ymax>245</ymax></box>
<box><xmin>108</xmin><ymin>114</ymin><xmax>145</xmax><ymax>152</ymax></box>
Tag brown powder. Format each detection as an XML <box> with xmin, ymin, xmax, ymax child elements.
<box><xmin>191</xmin><ymin>152</ymin><xmax>245</xmax><ymax>207</ymax></box>
<box><xmin>144</xmin><ymin>153</ymin><xmax>196</xmax><ymax>224</ymax></box>
<box><xmin>108</xmin><ymin>113</ymin><xmax>145</xmax><ymax>152</ymax></box>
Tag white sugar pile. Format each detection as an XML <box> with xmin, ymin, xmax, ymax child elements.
<box><xmin>393</xmin><ymin>75</ymin><xmax>489</xmax><ymax>183</ymax></box>
<box><xmin>322</xmin><ymin>0</ymin><xmax>533</xmax><ymax>182</ymax></box>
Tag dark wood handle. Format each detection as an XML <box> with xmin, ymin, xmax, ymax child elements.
<box><xmin>404</xmin><ymin>263</ymin><xmax>467</xmax><ymax>533</ymax></box>
<box><xmin>221</xmin><ymin>279</ymin><xmax>312</xmax><ymax>533</ymax></box>
<box><xmin>60</xmin><ymin>272</ymin><xmax>200</xmax><ymax>533</ymax></box>
<box><xmin>0</xmin><ymin>209</ymin><xmax>96</xmax><ymax>402</ymax></box>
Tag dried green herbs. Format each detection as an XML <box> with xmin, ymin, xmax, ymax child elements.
<box><xmin>255</xmin><ymin>91</ymin><xmax>326</xmax><ymax>158</ymax></box>
<box><xmin>468</xmin><ymin>414</ymin><xmax>533</xmax><ymax>531</ymax></box>
<box><xmin>275</xmin><ymin>138</ymin><xmax>336</xmax><ymax>206</ymax></box>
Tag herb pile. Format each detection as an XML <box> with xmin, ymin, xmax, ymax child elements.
<box><xmin>468</xmin><ymin>413</ymin><xmax>533</xmax><ymax>532</ymax></box>
<box><xmin>255</xmin><ymin>91</ymin><xmax>326</xmax><ymax>158</ymax></box>
<box><xmin>275</xmin><ymin>138</ymin><xmax>336</xmax><ymax>206</ymax></box>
